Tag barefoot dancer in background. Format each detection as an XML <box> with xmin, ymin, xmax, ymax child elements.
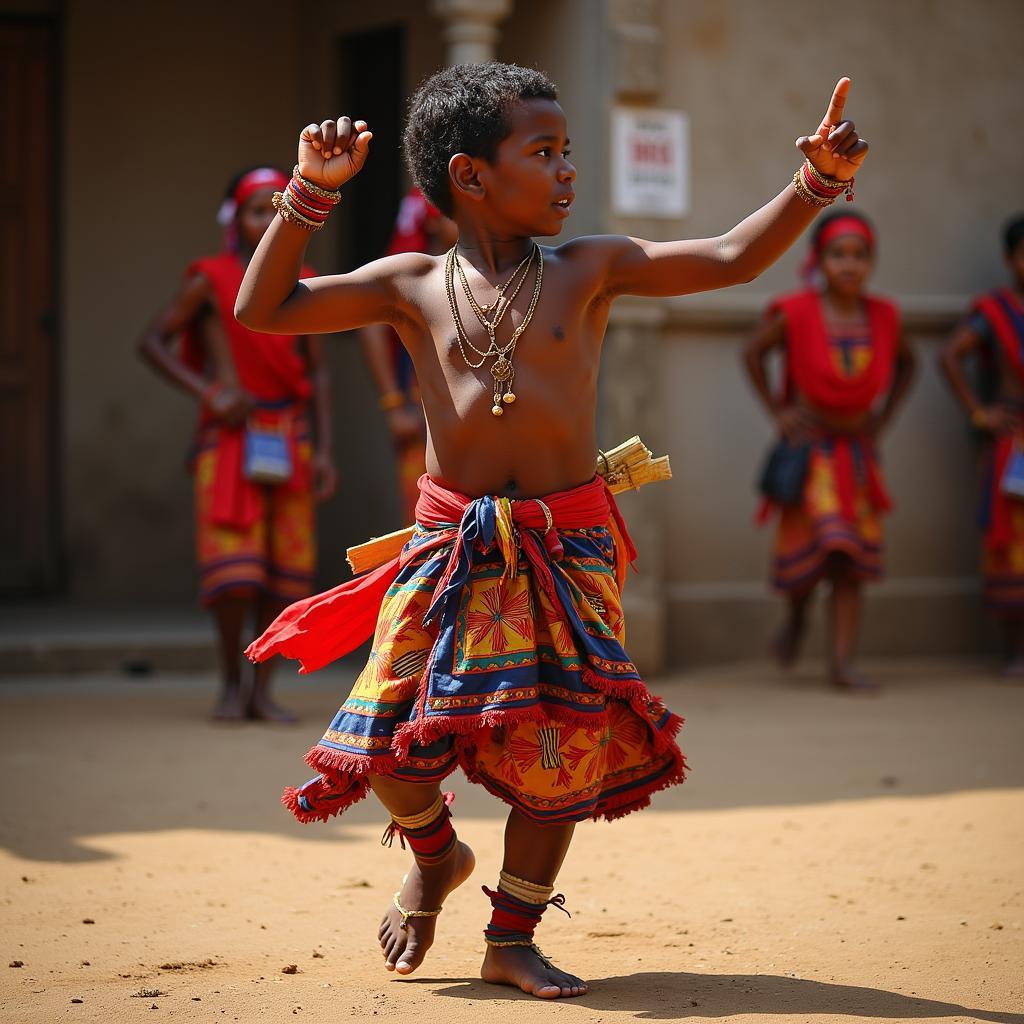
<box><xmin>238</xmin><ymin>65</ymin><xmax>868</xmax><ymax>996</ymax></box>
<box><xmin>360</xmin><ymin>188</ymin><xmax>457</xmax><ymax>524</ymax></box>
<box><xmin>138</xmin><ymin>168</ymin><xmax>337</xmax><ymax>722</ymax></box>
<box><xmin>745</xmin><ymin>211</ymin><xmax>915</xmax><ymax>691</ymax></box>
<box><xmin>941</xmin><ymin>214</ymin><xmax>1024</xmax><ymax>676</ymax></box>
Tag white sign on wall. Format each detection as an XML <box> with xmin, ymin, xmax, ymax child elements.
<box><xmin>611</xmin><ymin>107</ymin><xmax>690</xmax><ymax>218</ymax></box>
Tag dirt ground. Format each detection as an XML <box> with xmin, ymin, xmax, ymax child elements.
<box><xmin>1</xmin><ymin>657</ymin><xmax>1022</xmax><ymax>1023</ymax></box>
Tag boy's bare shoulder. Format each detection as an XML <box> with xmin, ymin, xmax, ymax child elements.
<box><xmin>543</xmin><ymin>234</ymin><xmax>640</xmax><ymax>295</ymax></box>
<box><xmin>545</xmin><ymin>233</ymin><xmax>638</xmax><ymax>269</ymax></box>
<box><xmin>367</xmin><ymin>250</ymin><xmax>439</xmax><ymax>281</ymax></box>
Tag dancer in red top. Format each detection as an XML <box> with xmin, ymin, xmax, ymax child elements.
<box><xmin>360</xmin><ymin>189</ymin><xmax>457</xmax><ymax>523</ymax></box>
<box><xmin>138</xmin><ymin>167</ymin><xmax>337</xmax><ymax>721</ymax></box>
<box><xmin>745</xmin><ymin>211</ymin><xmax>915</xmax><ymax>690</ymax></box>
<box><xmin>941</xmin><ymin>214</ymin><xmax>1024</xmax><ymax>675</ymax></box>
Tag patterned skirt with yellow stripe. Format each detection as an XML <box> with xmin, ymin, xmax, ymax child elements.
<box><xmin>285</xmin><ymin>523</ymin><xmax>686</xmax><ymax>826</ymax></box>
<box><xmin>772</xmin><ymin>441</ymin><xmax>884</xmax><ymax>593</ymax></box>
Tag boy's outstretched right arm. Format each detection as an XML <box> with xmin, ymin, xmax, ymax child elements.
<box><xmin>236</xmin><ymin>117</ymin><xmax>411</xmax><ymax>335</ymax></box>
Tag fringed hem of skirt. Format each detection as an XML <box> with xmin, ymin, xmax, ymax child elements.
<box><xmin>285</xmin><ymin>701</ymin><xmax>687</xmax><ymax>826</ymax></box>
<box><xmin>388</xmin><ymin>666</ymin><xmax>683</xmax><ymax>761</ymax></box>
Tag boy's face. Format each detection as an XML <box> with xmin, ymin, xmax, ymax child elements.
<box><xmin>1007</xmin><ymin>242</ymin><xmax>1024</xmax><ymax>290</ymax></box>
<box><xmin>237</xmin><ymin>188</ymin><xmax>278</xmax><ymax>249</ymax></box>
<box><xmin>476</xmin><ymin>99</ymin><xmax>576</xmax><ymax>237</ymax></box>
<box><xmin>820</xmin><ymin>234</ymin><xmax>873</xmax><ymax>298</ymax></box>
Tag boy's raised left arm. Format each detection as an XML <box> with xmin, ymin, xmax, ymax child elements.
<box><xmin>593</xmin><ymin>79</ymin><xmax>868</xmax><ymax>299</ymax></box>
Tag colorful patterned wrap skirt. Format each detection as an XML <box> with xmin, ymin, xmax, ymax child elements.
<box><xmin>772</xmin><ymin>436</ymin><xmax>886</xmax><ymax>593</ymax></box>
<box><xmin>274</xmin><ymin>478</ymin><xmax>687</xmax><ymax>826</ymax></box>
<box><xmin>194</xmin><ymin>421</ymin><xmax>315</xmax><ymax>606</ymax></box>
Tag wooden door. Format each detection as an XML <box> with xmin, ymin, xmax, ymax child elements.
<box><xmin>338</xmin><ymin>26</ymin><xmax>405</xmax><ymax>270</ymax></box>
<box><xmin>0</xmin><ymin>19</ymin><xmax>59</xmax><ymax>594</ymax></box>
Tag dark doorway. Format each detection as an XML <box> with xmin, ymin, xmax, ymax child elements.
<box><xmin>338</xmin><ymin>25</ymin><xmax>405</xmax><ymax>270</ymax></box>
<box><xmin>0</xmin><ymin>18</ymin><xmax>60</xmax><ymax>594</ymax></box>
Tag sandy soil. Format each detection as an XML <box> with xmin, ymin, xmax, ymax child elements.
<box><xmin>1</xmin><ymin>658</ymin><xmax>1022</xmax><ymax>1023</ymax></box>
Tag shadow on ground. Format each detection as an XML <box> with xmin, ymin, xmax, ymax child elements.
<box><xmin>1</xmin><ymin>657</ymin><xmax>1022</xmax><ymax>863</ymax></box>
<box><xmin>422</xmin><ymin>970</ymin><xmax>1024</xmax><ymax>1021</ymax></box>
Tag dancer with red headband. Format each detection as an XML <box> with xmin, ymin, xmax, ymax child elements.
<box><xmin>941</xmin><ymin>214</ymin><xmax>1024</xmax><ymax>676</ymax></box>
<box><xmin>745</xmin><ymin>210</ymin><xmax>915</xmax><ymax>691</ymax></box>
<box><xmin>138</xmin><ymin>167</ymin><xmax>338</xmax><ymax>721</ymax></box>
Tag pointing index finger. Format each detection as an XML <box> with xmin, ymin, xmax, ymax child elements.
<box><xmin>822</xmin><ymin>77</ymin><xmax>851</xmax><ymax>130</ymax></box>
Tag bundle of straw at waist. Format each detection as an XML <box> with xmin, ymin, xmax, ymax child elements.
<box><xmin>346</xmin><ymin>435</ymin><xmax>670</xmax><ymax>575</ymax></box>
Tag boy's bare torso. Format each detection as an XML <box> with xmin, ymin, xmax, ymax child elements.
<box><xmin>389</xmin><ymin>240</ymin><xmax>612</xmax><ymax>498</ymax></box>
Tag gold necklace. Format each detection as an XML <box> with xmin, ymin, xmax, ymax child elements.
<box><xmin>445</xmin><ymin>244</ymin><xmax>544</xmax><ymax>416</ymax></box>
<box><xmin>471</xmin><ymin>246</ymin><xmax>535</xmax><ymax>314</ymax></box>
<box><xmin>455</xmin><ymin>247</ymin><xmax>534</xmax><ymax>354</ymax></box>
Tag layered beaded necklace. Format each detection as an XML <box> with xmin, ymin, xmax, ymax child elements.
<box><xmin>444</xmin><ymin>243</ymin><xmax>544</xmax><ymax>416</ymax></box>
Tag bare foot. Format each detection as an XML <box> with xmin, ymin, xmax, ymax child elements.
<box><xmin>481</xmin><ymin>943</ymin><xmax>588</xmax><ymax>999</ymax></box>
<box><xmin>378</xmin><ymin>840</ymin><xmax>475</xmax><ymax>975</ymax></box>
<box><xmin>211</xmin><ymin>688</ymin><xmax>247</xmax><ymax>721</ymax></box>
<box><xmin>246</xmin><ymin>694</ymin><xmax>298</xmax><ymax>724</ymax></box>
<box><xmin>830</xmin><ymin>662</ymin><xmax>880</xmax><ymax>694</ymax></box>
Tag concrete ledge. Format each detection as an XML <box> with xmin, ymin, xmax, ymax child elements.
<box><xmin>667</xmin><ymin>584</ymin><xmax>997</xmax><ymax>667</ymax></box>
<box><xmin>0</xmin><ymin>606</ymin><xmax>217</xmax><ymax>675</ymax></box>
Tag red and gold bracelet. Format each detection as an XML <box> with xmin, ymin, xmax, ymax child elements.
<box><xmin>793</xmin><ymin>159</ymin><xmax>854</xmax><ymax>207</ymax></box>
<box><xmin>273</xmin><ymin>166</ymin><xmax>343</xmax><ymax>231</ymax></box>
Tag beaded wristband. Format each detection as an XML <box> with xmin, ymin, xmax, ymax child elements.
<box><xmin>272</xmin><ymin>190</ymin><xmax>323</xmax><ymax>230</ymax></box>
<box><xmin>273</xmin><ymin>167</ymin><xmax>343</xmax><ymax>231</ymax></box>
<box><xmin>792</xmin><ymin>168</ymin><xmax>835</xmax><ymax>208</ymax></box>
<box><xmin>291</xmin><ymin>166</ymin><xmax>342</xmax><ymax>204</ymax></box>
<box><xmin>803</xmin><ymin>160</ymin><xmax>855</xmax><ymax>203</ymax></box>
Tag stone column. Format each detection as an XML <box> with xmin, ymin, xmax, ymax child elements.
<box><xmin>430</xmin><ymin>0</ymin><xmax>513</xmax><ymax>66</ymax></box>
<box><xmin>602</xmin><ymin>0</ymin><xmax>670</xmax><ymax>674</ymax></box>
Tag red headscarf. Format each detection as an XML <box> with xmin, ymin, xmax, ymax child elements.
<box><xmin>801</xmin><ymin>215</ymin><xmax>876</xmax><ymax>286</ymax></box>
<box><xmin>217</xmin><ymin>167</ymin><xmax>290</xmax><ymax>250</ymax></box>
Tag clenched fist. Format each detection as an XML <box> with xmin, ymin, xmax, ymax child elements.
<box><xmin>298</xmin><ymin>116</ymin><xmax>373</xmax><ymax>190</ymax></box>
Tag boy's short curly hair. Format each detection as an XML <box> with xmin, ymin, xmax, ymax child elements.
<box><xmin>403</xmin><ymin>62</ymin><xmax>558</xmax><ymax>217</ymax></box>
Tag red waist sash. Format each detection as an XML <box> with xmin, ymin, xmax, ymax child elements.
<box><xmin>246</xmin><ymin>474</ymin><xmax>636</xmax><ymax>674</ymax></box>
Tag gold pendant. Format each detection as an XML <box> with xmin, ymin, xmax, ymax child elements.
<box><xmin>490</xmin><ymin>356</ymin><xmax>513</xmax><ymax>383</ymax></box>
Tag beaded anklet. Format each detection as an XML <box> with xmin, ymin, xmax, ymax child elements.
<box><xmin>482</xmin><ymin>870</ymin><xmax>571</xmax><ymax>963</ymax></box>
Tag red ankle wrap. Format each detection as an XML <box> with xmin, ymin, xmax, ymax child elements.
<box><xmin>381</xmin><ymin>792</ymin><xmax>456</xmax><ymax>866</ymax></box>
